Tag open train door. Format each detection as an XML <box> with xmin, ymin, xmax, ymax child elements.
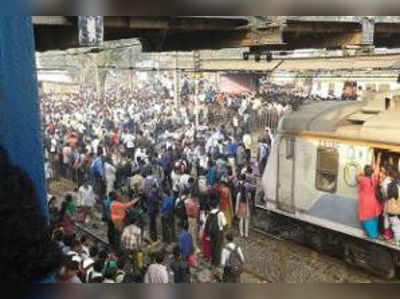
<box><xmin>277</xmin><ymin>136</ymin><xmax>296</xmax><ymax>213</ymax></box>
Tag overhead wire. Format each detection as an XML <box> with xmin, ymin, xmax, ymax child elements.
<box><xmin>35</xmin><ymin>65</ymin><xmax>400</xmax><ymax>78</ymax></box>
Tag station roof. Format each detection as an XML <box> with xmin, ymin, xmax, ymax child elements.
<box><xmin>279</xmin><ymin>101</ymin><xmax>363</xmax><ymax>133</ymax></box>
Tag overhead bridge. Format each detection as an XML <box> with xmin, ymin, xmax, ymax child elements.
<box><xmin>33</xmin><ymin>16</ymin><xmax>400</xmax><ymax>53</ymax></box>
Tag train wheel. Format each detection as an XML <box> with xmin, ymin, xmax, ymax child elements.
<box><xmin>383</xmin><ymin>266</ymin><xmax>396</xmax><ymax>280</ymax></box>
<box><xmin>344</xmin><ymin>244</ymin><xmax>354</xmax><ymax>265</ymax></box>
<box><xmin>370</xmin><ymin>245</ymin><xmax>396</xmax><ymax>280</ymax></box>
<box><xmin>253</xmin><ymin>208</ymin><xmax>274</xmax><ymax>232</ymax></box>
<box><xmin>345</xmin><ymin>242</ymin><xmax>396</xmax><ymax>279</ymax></box>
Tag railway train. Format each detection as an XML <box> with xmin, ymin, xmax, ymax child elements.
<box><xmin>254</xmin><ymin>90</ymin><xmax>400</xmax><ymax>278</ymax></box>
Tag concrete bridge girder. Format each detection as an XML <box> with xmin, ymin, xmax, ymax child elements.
<box><xmin>32</xmin><ymin>16</ymin><xmax>400</xmax><ymax>52</ymax></box>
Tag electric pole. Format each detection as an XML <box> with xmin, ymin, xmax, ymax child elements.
<box><xmin>193</xmin><ymin>50</ymin><xmax>201</xmax><ymax>130</ymax></box>
<box><xmin>174</xmin><ymin>51</ymin><xmax>180</xmax><ymax>108</ymax></box>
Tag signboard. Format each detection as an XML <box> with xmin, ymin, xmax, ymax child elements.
<box><xmin>78</xmin><ymin>16</ymin><xmax>104</xmax><ymax>47</ymax></box>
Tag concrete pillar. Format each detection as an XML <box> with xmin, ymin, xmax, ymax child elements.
<box><xmin>174</xmin><ymin>68</ymin><xmax>180</xmax><ymax>108</ymax></box>
<box><xmin>0</xmin><ymin>17</ymin><xmax>47</xmax><ymax>220</ymax></box>
<box><xmin>173</xmin><ymin>52</ymin><xmax>180</xmax><ymax>107</ymax></box>
<box><xmin>193</xmin><ymin>51</ymin><xmax>201</xmax><ymax>129</ymax></box>
<box><xmin>195</xmin><ymin>78</ymin><xmax>200</xmax><ymax>129</ymax></box>
<box><xmin>128</xmin><ymin>69</ymin><xmax>133</xmax><ymax>91</ymax></box>
<box><xmin>128</xmin><ymin>48</ymin><xmax>133</xmax><ymax>91</ymax></box>
<box><xmin>361</xmin><ymin>16</ymin><xmax>375</xmax><ymax>52</ymax></box>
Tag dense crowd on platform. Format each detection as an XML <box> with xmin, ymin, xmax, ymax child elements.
<box><xmin>3</xmin><ymin>73</ymin><xmax>338</xmax><ymax>283</ymax></box>
<box><xmin>39</xmin><ymin>74</ymin><xmax>287</xmax><ymax>283</ymax></box>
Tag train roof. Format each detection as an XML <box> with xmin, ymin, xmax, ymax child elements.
<box><xmin>279</xmin><ymin>92</ymin><xmax>400</xmax><ymax>147</ymax></box>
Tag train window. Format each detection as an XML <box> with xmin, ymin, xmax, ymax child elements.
<box><xmin>316</xmin><ymin>147</ymin><xmax>339</xmax><ymax>193</ymax></box>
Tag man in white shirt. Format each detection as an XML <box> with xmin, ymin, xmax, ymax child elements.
<box><xmin>198</xmin><ymin>149</ymin><xmax>209</xmax><ymax>171</ymax></box>
<box><xmin>104</xmin><ymin>159</ymin><xmax>117</xmax><ymax>195</ymax></box>
<box><xmin>124</xmin><ymin>132</ymin><xmax>135</xmax><ymax>159</ymax></box>
<box><xmin>220</xmin><ymin>232</ymin><xmax>245</xmax><ymax>283</ymax></box>
<box><xmin>252</xmin><ymin>98</ymin><xmax>262</xmax><ymax>111</ymax></box>
<box><xmin>242</xmin><ymin>133</ymin><xmax>252</xmax><ymax>163</ymax></box>
<box><xmin>62</xmin><ymin>144</ymin><xmax>72</xmax><ymax>178</ymax></box>
<box><xmin>91</xmin><ymin>138</ymin><xmax>100</xmax><ymax>156</ymax></box>
<box><xmin>232</xmin><ymin>116</ymin><xmax>239</xmax><ymax>128</ymax></box>
<box><xmin>50</xmin><ymin>136</ymin><xmax>57</xmax><ymax>154</ymax></box>
<box><xmin>78</xmin><ymin>182</ymin><xmax>97</xmax><ymax>223</ymax></box>
<box><xmin>144</xmin><ymin>251</ymin><xmax>169</xmax><ymax>284</ymax></box>
<box><xmin>171</xmin><ymin>166</ymin><xmax>182</xmax><ymax>198</ymax></box>
<box><xmin>44</xmin><ymin>159</ymin><xmax>52</xmax><ymax>186</ymax></box>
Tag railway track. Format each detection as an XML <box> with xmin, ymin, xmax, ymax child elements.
<box><xmin>57</xmin><ymin>181</ymin><xmax>395</xmax><ymax>283</ymax></box>
<box><xmin>74</xmin><ymin>221</ymin><xmax>273</xmax><ymax>283</ymax></box>
<box><xmin>75</xmin><ymin>216</ymin><xmax>390</xmax><ymax>283</ymax></box>
<box><xmin>73</xmin><ymin>218</ymin><xmax>396</xmax><ymax>283</ymax></box>
<box><xmin>73</xmin><ymin>223</ymin><xmax>109</xmax><ymax>247</ymax></box>
<box><xmin>247</xmin><ymin>225</ymin><xmax>395</xmax><ymax>283</ymax></box>
<box><xmin>70</xmin><ymin>211</ymin><xmax>393</xmax><ymax>283</ymax></box>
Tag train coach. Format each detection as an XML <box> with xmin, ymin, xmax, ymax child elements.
<box><xmin>255</xmin><ymin>91</ymin><xmax>400</xmax><ymax>278</ymax></box>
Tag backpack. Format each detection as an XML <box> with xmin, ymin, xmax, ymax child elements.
<box><xmin>215</xmin><ymin>161</ymin><xmax>227</xmax><ymax>180</ymax></box>
<box><xmin>211</xmin><ymin>146</ymin><xmax>220</xmax><ymax>161</ymax></box>
<box><xmin>185</xmin><ymin>198</ymin><xmax>199</xmax><ymax>218</ymax></box>
<box><xmin>259</xmin><ymin>143</ymin><xmax>269</xmax><ymax>161</ymax></box>
<box><xmin>198</xmin><ymin>176</ymin><xmax>208</xmax><ymax>194</ymax></box>
<box><xmin>91</xmin><ymin>157</ymin><xmax>103</xmax><ymax>178</ymax></box>
<box><xmin>175</xmin><ymin>197</ymin><xmax>187</xmax><ymax>219</ymax></box>
<box><xmin>143</xmin><ymin>176</ymin><xmax>158</xmax><ymax>195</ymax></box>
<box><xmin>205</xmin><ymin>211</ymin><xmax>220</xmax><ymax>239</ymax></box>
<box><xmin>226</xmin><ymin>245</ymin><xmax>244</xmax><ymax>275</ymax></box>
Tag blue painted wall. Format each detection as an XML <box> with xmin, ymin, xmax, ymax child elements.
<box><xmin>0</xmin><ymin>17</ymin><xmax>48</xmax><ymax>220</ymax></box>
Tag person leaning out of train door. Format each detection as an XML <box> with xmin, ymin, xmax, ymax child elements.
<box><xmin>379</xmin><ymin>165</ymin><xmax>398</xmax><ymax>240</ymax></box>
<box><xmin>357</xmin><ymin>162</ymin><xmax>382</xmax><ymax>240</ymax></box>
<box><xmin>382</xmin><ymin>166</ymin><xmax>400</xmax><ymax>244</ymax></box>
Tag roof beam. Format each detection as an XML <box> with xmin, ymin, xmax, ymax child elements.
<box><xmin>105</xmin><ymin>16</ymin><xmax>248</xmax><ymax>31</ymax></box>
<box><xmin>284</xmin><ymin>22</ymin><xmax>360</xmax><ymax>33</ymax></box>
<box><xmin>32</xmin><ymin>16</ymin><xmax>75</xmax><ymax>26</ymax></box>
<box><xmin>139</xmin><ymin>26</ymin><xmax>283</xmax><ymax>52</ymax></box>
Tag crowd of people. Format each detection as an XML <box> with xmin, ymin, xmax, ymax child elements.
<box><xmin>41</xmin><ymin>73</ymin><xmax>284</xmax><ymax>284</ymax></box>
<box><xmin>2</xmin><ymin>66</ymin><xmax>361</xmax><ymax>283</ymax></box>
<box><xmin>259</xmin><ymin>80</ymin><xmax>357</xmax><ymax>110</ymax></box>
